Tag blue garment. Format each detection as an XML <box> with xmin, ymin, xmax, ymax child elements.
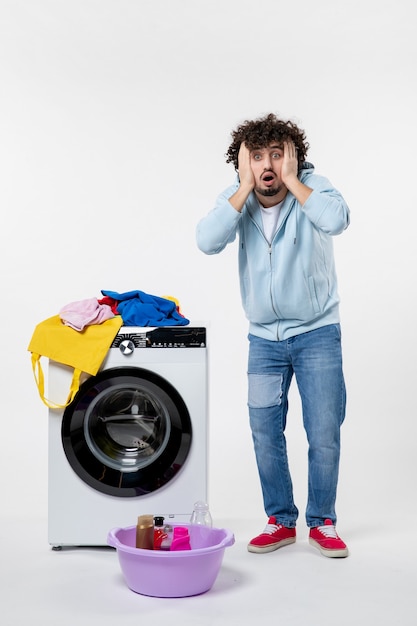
<box><xmin>248</xmin><ymin>324</ymin><xmax>346</xmax><ymax>527</ymax></box>
<box><xmin>101</xmin><ymin>290</ymin><xmax>189</xmax><ymax>326</ymax></box>
<box><xmin>196</xmin><ymin>163</ymin><xmax>350</xmax><ymax>342</ymax></box>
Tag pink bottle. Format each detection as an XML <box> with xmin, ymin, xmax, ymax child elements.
<box><xmin>170</xmin><ymin>526</ymin><xmax>191</xmax><ymax>551</ymax></box>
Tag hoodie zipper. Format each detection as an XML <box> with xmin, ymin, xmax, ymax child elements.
<box><xmin>267</xmin><ymin>243</ymin><xmax>281</xmax><ymax>340</ymax></box>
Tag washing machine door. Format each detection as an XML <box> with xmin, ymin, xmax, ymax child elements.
<box><xmin>61</xmin><ymin>367</ymin><xmax>192</xmax><ymax>497</ymax></box>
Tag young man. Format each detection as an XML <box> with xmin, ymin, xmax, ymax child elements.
<box><xmin>196</xmin><ymin>113</ymin><xmax>350</xmax><ymax>558</ymax></box>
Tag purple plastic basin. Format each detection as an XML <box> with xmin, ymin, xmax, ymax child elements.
<box><xmin>107</xmin><ymin>523</ymin><xmax>235</xmax><ymax>598</ymax></box>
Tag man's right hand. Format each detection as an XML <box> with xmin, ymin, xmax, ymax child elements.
<box><xmin>237</xmin><ymin>142</ymin><xmax>255</xmax><ymax>190</ymax></box>
<box><xmin>228</xmin><ymin>142</ymin><xmax>255</xmax><ymax>213</ymax></box>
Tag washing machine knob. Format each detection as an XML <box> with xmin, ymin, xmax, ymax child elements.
<box><xmin>119</xmin><ymin>339</ymin><xmax>135</xmax><ymax>355</ymax></box>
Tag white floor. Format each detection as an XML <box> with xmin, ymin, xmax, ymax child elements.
<box><xmin>2</xmin><ymin>515</ymin><xmax>416</xmax><ymax>626</ymax></box>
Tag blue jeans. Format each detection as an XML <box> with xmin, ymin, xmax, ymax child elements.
<box><xmin>247</xmin><ymin>324</ymin><xmax>346</xmax><ymax>528</ymax></box>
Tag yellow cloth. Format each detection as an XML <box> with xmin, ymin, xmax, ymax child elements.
<box><xmin>28</xmin><ymin>314</ymin><xmax>123</xmax><ymax>409</ymax></box>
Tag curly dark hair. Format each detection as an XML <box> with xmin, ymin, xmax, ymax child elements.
<box><xmin>225</xmin><ymin>113</ymin><xmax>309</xmax><ymax>171</ymax></box>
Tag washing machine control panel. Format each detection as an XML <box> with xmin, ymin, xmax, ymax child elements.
<box><xmin>111</xmin><ymin>327</ymin><xmax>206</xmax><ymax>349</ymax></box>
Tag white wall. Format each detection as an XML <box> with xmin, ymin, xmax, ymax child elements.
<box><xmin>1</xmin><ymin>0</ymin><xmax>416</xmax><ymax>526</ymax></box>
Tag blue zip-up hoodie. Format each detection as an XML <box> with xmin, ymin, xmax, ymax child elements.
<box><xmin>196</xmin><ymin>163</ymin><xmax>350</xmax><ymax>341</ymax></box>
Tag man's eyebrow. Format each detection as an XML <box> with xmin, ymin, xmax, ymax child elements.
<box><xmin>250</xmin><ymin>144</ymin><xmax>283</xmax><ymax>152</ymax></box>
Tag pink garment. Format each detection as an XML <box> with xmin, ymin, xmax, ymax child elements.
<box><xmin>59</xmin><ymin>297</ymin><xmax>115</xmax><ymax>331</ymax></box>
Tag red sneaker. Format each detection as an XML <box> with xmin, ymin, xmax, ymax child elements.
<box><xmin>247</xmin><ymin>516</ymin><xmax>296</xmax><ymax>553</ymax></box>
<box><xmin>309</xmin><ymin>519</ymin><xmax>349</xmax><ymax>558</ymax></box>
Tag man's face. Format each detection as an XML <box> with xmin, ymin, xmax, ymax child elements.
<box><xmin>250</xmin><ymin>142</ymin><xmax>286</xmax><ymax>203</ymax></box>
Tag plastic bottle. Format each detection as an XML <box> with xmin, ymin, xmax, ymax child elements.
<box><xmin>161</xmin><ymin>524</ymin><xmax>173</xmax><ymax>550</ymax></box>
<box><xmin>190</xmin><ymin>500</ymin><xmax>213</xmax><ymax>527</ymax></box>
<box><xmin>135</xmin><ymin>514</ymin><xmax>154</xmax><ymax>549</ymax></box>
<box><xmin>170</xmin><ymin>526</ymin><xmax>191</xmax><ymax>551</ymax></box>
<box><xmin>153</xmin><ymin>516</ymin><xmax>168</xmax><ymax>550</ymax></box>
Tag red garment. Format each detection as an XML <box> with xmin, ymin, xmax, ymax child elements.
<box><xmin>98</xmin><ymin>296</ymin><xmax>119</xmax><ymax>315</ymax></box>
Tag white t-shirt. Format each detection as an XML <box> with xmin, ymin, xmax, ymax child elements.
<box><xmin>260</xmin><ymin>200</ymin><xmax>284</xmax><ymax>243</ymax></box>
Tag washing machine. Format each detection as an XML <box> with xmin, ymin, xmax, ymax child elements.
<box><xmin>48</xmin><ymin>325</ymin><xmax>208</xmax><ymax>548</ymax></box>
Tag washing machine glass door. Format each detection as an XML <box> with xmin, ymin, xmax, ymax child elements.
<box><xmin>61</xmin><ymin>367</ymin><xmax>192</xmax><ymax>497</ymax></box>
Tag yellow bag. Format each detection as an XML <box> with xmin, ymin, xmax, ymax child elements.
<box><xmin>28</xmin><ymin>315</ymin><xmax>123</xmax><ymax>409</ymax></box>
